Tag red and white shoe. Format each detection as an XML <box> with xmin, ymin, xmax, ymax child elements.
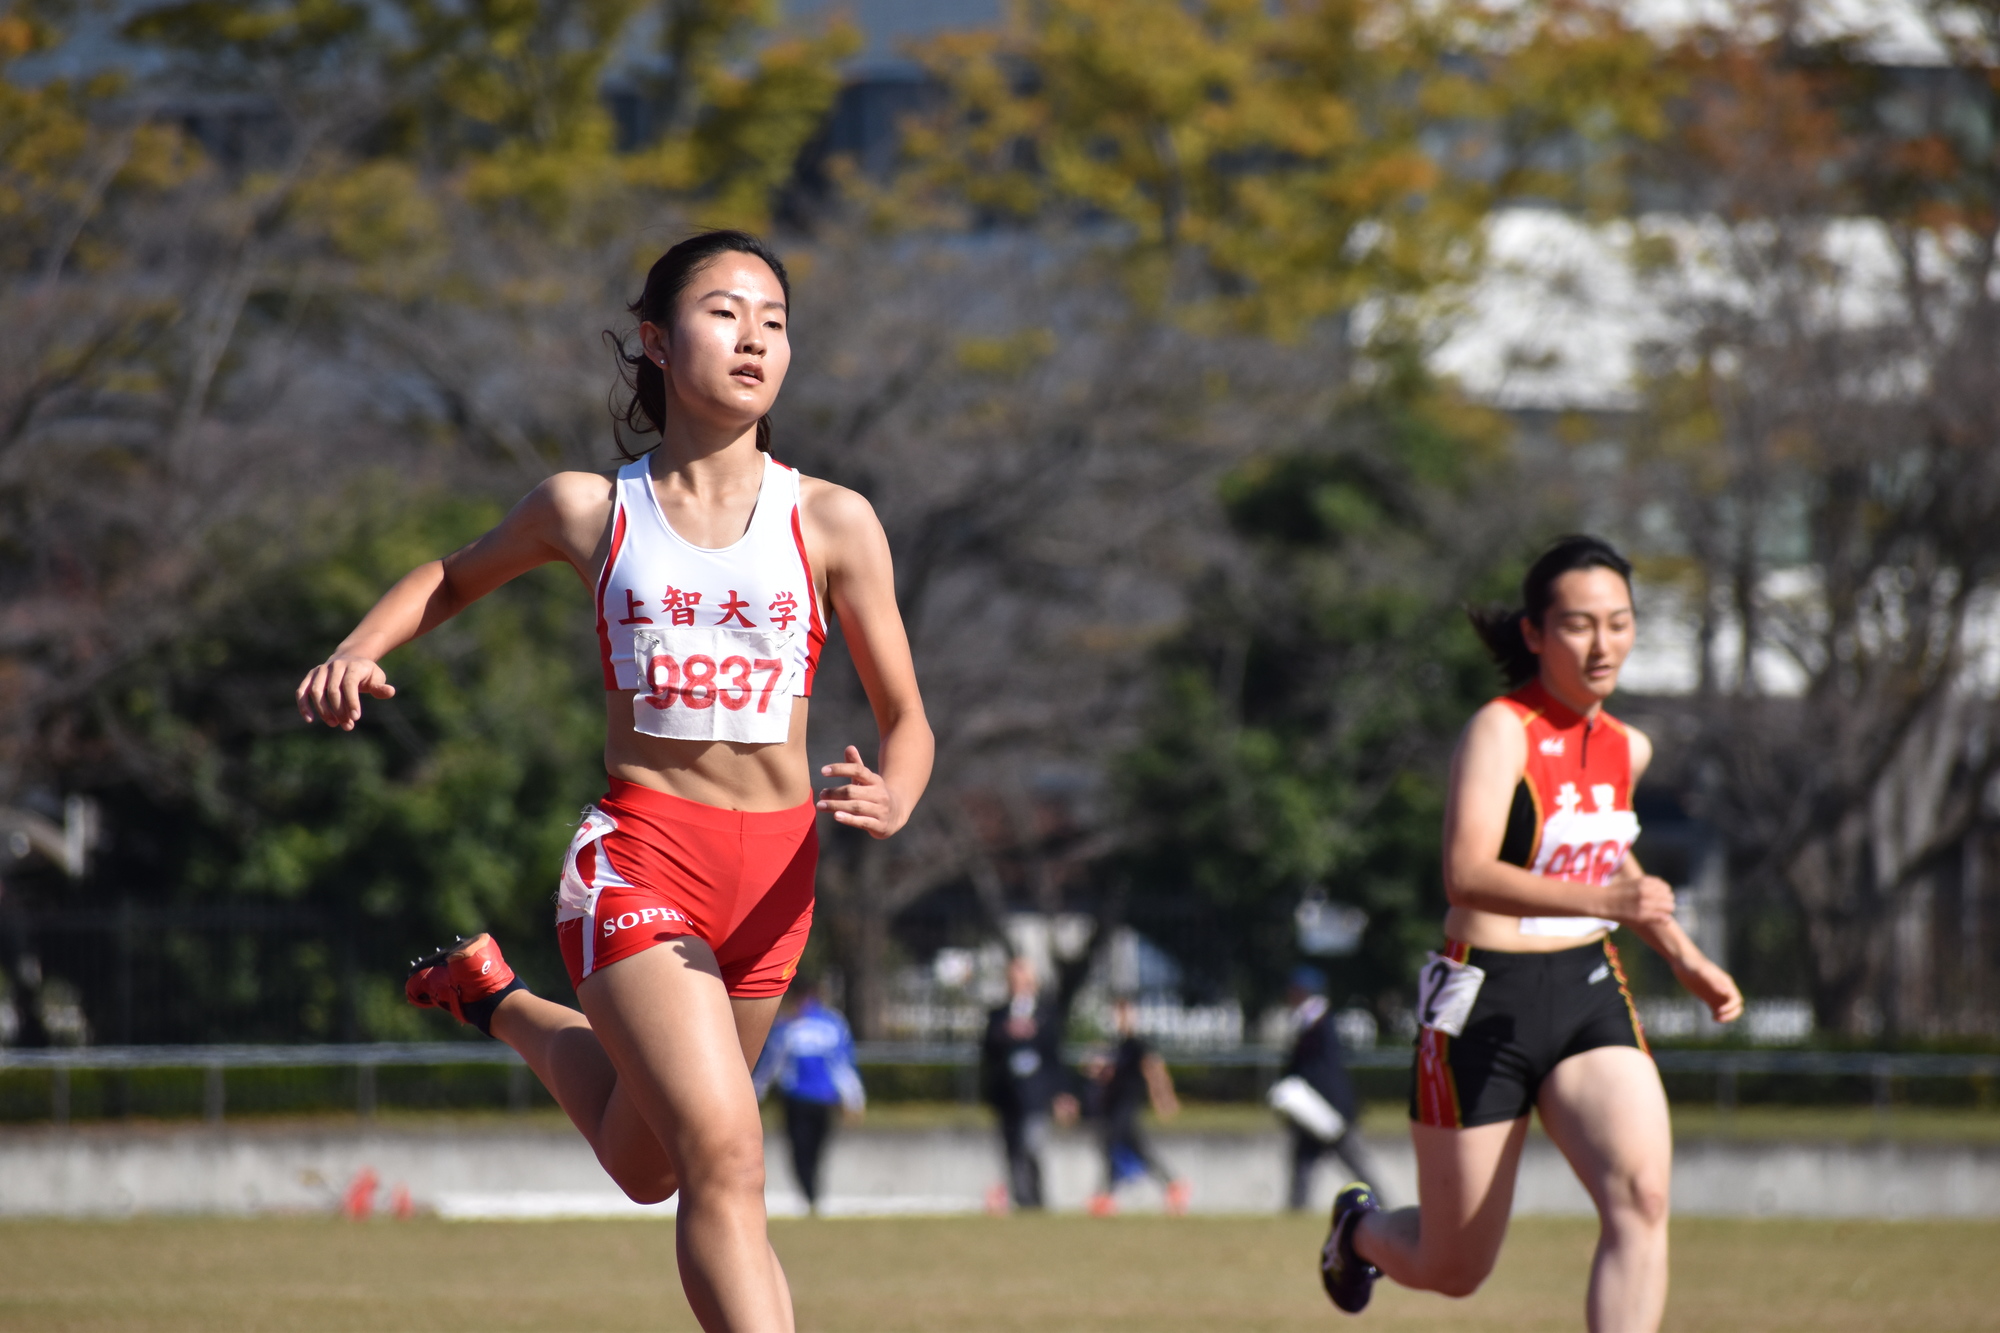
<box><xmin>405</xmin><ymin>933</ymin><xmax>523</xmax><ymax>1035</ymax></box>
<box><xmin>1087</xmin><ymin>1192</ymin><xmax>1118</xmax><ymax>1217</ymax></box>
<box><xmin>1164</xmin><ymin>1179</ymin><xmax>1192</xmax><ymax>1216</ymax></box>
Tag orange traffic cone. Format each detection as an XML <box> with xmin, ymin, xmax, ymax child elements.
<box><xmin>342</xmin><ymin>1168</ymin><xmax>379</xmax><ymax>1220</ymax></box>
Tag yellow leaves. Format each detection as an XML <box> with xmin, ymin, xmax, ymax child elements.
<box><xmin>1</xmin><ymin>0</ymin><xmax>855</xmax><ymax>283</ymax></box>
<box><xmin>388</xmin><ymin>0</ymin><xmax>852</xmax><ymax>235</ymax></box>
<box><xmin>906</xmin><ymin>0</ymin><xmax>1479</xmax><ymax>334</ymax></box>
<box><xmin>676</xmin><ymin>20</ymin><xmax>860</xmax><ymax>231</ymax></box>
<box><xmin>122</xmin><ymin>124</ymin><xmax>204</xmax><ymax>194</ymax></box>
<box><xmin>414</xmin><ymin>0</ymin><xmax>645</xmax><ymax>155</ymax></box>
<box><xmin>0</xmin><ymin>13</ymin><xmax>37</xmax><ymax>60</ymax></box>
<box><xmin>905</xmin><ymin>0</ymin><xmax>1685</xmax><ymax>339</ymax></box>
<box><xmin>460</xmin><ymin>117</ymin><xmax>626</xmax><ymax>233</ymax></box>
<box><xmin>0</xmin><ymin>19</ymin><xmax>198</xmax><ymax>274</ymax></box>
<box><xmin>623</xmin><ymin>137</ymin><xmax>701</xmax><ymax>195</ymax></box>
<box><xmin>954</xmin><ymin>328</ymin><xmax>1056</xmax><ymax>376</ymax></box>
<box><xmin>294</xmin><ymin>160</ymin><xmax>445</xmax><ymax>265</ymax></box>
<box><xmin>121</xmin><ymin>0</ymin><xmax>370</xmax><ymax>62</ymax></box>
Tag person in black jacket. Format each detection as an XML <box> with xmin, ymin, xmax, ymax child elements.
<box><xmin>1275</xmin><ymin>966</ymin><xmax>1386</xmax><ymax>1210</ymax></box>
<box><xmin>980</xmin><ymin>955</ymin><xmax>1077</xmax><ymax>1209</ymax></box>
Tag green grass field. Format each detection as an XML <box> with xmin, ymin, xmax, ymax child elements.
<box><xmin>2</xmin><ymin>1214</ymin><xmax>1996</xmax><ymax>1332</ymax></box>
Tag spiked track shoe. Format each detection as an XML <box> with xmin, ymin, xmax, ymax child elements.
<box><xmin>1320</xmin><ymin>1182</ymin><xmax>1382</xmax><ymax>1314</ymax></box>
<box><xmin>405</xmin><ymin>933</ymin><xmax>524</xmax><ymax>1036</ymax></box>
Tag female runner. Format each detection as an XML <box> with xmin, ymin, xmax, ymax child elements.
<box><xmin>296</xmin><ymin>229</ymin><xmax>932</xmax><ymax>1332</ymax></box>
<box><xmin>1319</xmin><ymin>535</ymin><xmax>1741</xmax><ymax>1331</ymax></box>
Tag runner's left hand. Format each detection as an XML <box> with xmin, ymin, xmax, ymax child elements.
<box><xmin>1676</xmin><ymin>957</ymin><xmax>1745</xmax><ymax>1023</ymax></box>
<box><xmin>817</xmin><ymin>745</ymin><xmax>904</xmax><ymax>838</ymax></box>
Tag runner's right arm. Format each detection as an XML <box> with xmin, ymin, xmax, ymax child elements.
<box><xmin>296</xmin><ymin>472</ymin><xmax>611</xmax><ymax>729</ymax></box>
<box><xmin>1443</xmin><ymin>702</ymin><xmax>1675</xmax><ymax>927</ymax></box>
<box><xmin>1616</xmin><ymin>728</ymin><xmax>1743</xmax><ymax>1021</ymax></box>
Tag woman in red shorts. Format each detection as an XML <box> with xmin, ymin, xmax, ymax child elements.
<box><xmin>296</xmin><ymin>229</ymin><xmax>931</xmax><ymax>1331</ymax></box>
<box><xmin>1318</xmin><ymin>535</ymin><xmax>1741</xmax><ymax>1332</ymax></box>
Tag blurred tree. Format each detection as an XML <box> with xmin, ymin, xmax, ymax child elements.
<box><xmin>1616</xmin><ymin>2</ymin><xmax>2000</xmax><ymax>1037</ymax></box>
<box><xmin>0</xmin><ymin>0</ymin><xmax>854</xmax><ymax>1042</ymax></box>
<box><xmin>0</xmin><ymin>5</ymin><xmax>194</xmax><ymax>281</ymax></box>
<box><xmin>126</xmin><ymin>0</ymin><xmax>856</xmax><ymax>232</ymax></box>
<box><xmin>79</xmin><ymin>490</ymin><xmax>603</xmax><ymax>1041</ymax></box>
<box><xmin>0</xmin><ymin>0</ymin><xmax>215</xmax><ymax>802</ymax></box>
<box><xmin>1114</xmin><ymin>366</ymin><xmax>1540</xmax><ymax>1017</ymax></box>
<box><xmin>894</xmin><ymin>0</ymin><xmax>1673</xmax><ymax>336</ymax></box>
<box><xmin>872</xmin><ymin>0</ymin><xmax>1679</xmax><ymax>1021</ymax></box>
<box><xmin>778</xmin><ymin>235</ymin><xmax>1351</xmax><ymax>1036</ymax></box>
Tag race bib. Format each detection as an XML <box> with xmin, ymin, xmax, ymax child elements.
<box><xmin>1416</xmin><ymin>952</ymin><xmax>1487</xmax><ymax>1036</ymax></box>
<box><xmin>630</xmin><ymin>626</ymin><xmax>795</xmax><ymax>744</ymax></box>
<box><xmin>1531</xmin><ymin>785</ymin><xmax>1639</xmax><ymax>886</ymax></box>
<box><xmin>1520</xmin><ymin>784</ymin><xmax>1637</xmax><ymax>938</ymax></box>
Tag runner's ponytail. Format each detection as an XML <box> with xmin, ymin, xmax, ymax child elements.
<box><xmin>1466</xmin><ymin>605</ymin><xmax>1537</xmax><ymax>685</ymax></box>
<box><xmin>608</xmin><ymin>229</ymin><xmax>792</xmax><ymax>460</ymax></box>
<box><xmin>1468</xmin><ymin>534</ymin><xmax>1633</xmax><ymax>686</ymax></box>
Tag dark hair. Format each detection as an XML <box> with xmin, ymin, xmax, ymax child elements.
<box><xmin>607</xmin><ymin>229</ymin><xmax>792</xmax><ymax>459</ymax></box>
<box><xmin>1467</xmin><ymin>534</ymin><xmax>1634</xmax><ymax>686</ymax></box>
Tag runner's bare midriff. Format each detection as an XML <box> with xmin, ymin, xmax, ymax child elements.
<box><xmin>602</xmin><ymin>691</ymin><xmax>814</xmax><ymax>811</ymax></box>
<box><xmin>1443</xmin><ymin>904</ymin><xmax>1611</xmax><ymax>954</ymax></box>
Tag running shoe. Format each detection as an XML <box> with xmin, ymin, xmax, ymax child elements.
<box><xmin>405</xmin><ymin>933</ymin><xmax>525</xmax><ymax>1036</ymax></box>
<box><xmin>1319</xmin><ymin>1182</ymin><xmax>1381</xmax><ymax>1314</ymax></box>
<box><xmin>1164</xmin><ymin>1179</ymin><xmax>1191</xmax><ymax>1216</ymax></box>
<box><xmin>1087</xmin><ymin>1192</ymin><xmax>1118</xmax><ymax>1217</ymax></box>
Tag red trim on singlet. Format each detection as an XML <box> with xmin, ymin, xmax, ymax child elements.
<box><xmin>594</xmin><ymin>504</ymin><xmax>629</xmax><ymax>690</ymax></box>
<box><xmin>788</xmin><ymin>502</ymin><xmax>826</xmax><ymax>697</ymax></box>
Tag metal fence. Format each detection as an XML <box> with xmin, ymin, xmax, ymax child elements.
<box><xmin>3</xmin><ymin>1041</ymin><xmax>1997</xmax><ymax>1125</ymax></box>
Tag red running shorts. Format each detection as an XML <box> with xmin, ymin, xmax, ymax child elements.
<box><xmin>555</xmin><ymin>778</ymin><xmax>816</xmax><ymax>999</ymax></box>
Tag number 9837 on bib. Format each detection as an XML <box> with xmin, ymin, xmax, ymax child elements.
<box><xmin>629</xmin><ymin>626</ymin><xmax>797</xmax><ymax>745</ymax></box>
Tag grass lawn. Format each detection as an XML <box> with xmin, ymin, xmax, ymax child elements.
<box><xmin>1</xmin><ymin>1213</ymin><xmax>1995</xmax><ymax>1332</ymax></box>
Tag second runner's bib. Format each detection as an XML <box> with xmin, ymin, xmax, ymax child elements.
<box><xmin>1494</xmin><ymin>679</ymin><xmax>1640</xmax><ymax>937</ymax></box>
<box><xmin>1416</xmin><ymin>951</ymin><xmax>1486</xmax><ymax>1036</ymax></box>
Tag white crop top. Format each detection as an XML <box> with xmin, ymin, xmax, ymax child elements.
<box><xmin>593</xmin><ymin>455</ymin><xmax>825</xmax><ymax>744</ymax></box>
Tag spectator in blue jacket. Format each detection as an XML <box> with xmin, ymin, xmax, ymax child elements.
<box><xmin>754</xmin><ymin>979</ymin><xmax>864</xmax><ymax>1212</ymax></box>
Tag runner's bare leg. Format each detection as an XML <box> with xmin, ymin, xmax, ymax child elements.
<box><xmin>488</xmin><ymin>981</ymin><xmax>783</xmax><ymax>1214</ymax></box>
<box><xmin>1538</xmin><ymin>1046</ymin><xmax>1672</xmax><ymax>1333</ymax></box>
<box><xmin>1352</xmin><ymin>1116</ymin><xmax>1529</xmax><ymax>1296</ymax></box>
<box><xmin>579</xmin><ymin>939</ymin><xmax>790</xmax><ymax>1333</ymax></box>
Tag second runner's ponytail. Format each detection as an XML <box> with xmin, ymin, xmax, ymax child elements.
<box><xmin>1468</xmin><ymin>534</ymin><xmax>1634</xmax><ymax>685</ymax></box>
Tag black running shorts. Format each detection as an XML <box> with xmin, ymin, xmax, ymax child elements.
<box><xmin>1409</xmin><ymin>937</ymin><xmax>1647</xmax><ymax>1129</ymax></box>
